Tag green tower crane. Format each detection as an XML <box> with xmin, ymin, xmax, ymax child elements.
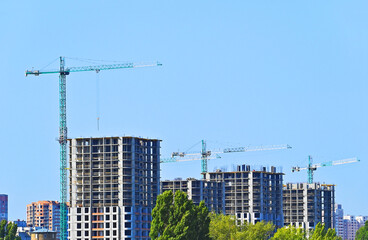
<box><xmin>292</xmin><ymin>155</ymin><xmax>360</xmax><ymax>183</ymax></box>
<box><xmin>25</xmin><ymin>57</ymin><xmax>161</xmax><ymax>240</ymax></box>
<box><xmin>161</xmin><ymin>141</ymin><xmax>291</xmax><ymax>174</ymax></box>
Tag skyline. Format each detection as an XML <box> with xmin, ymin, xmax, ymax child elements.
<box><xmin>0</xmin><ymin>0</ymin><xmax>367</xmax><ymax>220</ymax></box>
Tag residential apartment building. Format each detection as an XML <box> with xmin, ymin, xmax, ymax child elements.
<box><xmin>283</xmin><ymin>183</ymin><xmax>335</xmax><ymax>230</ymax></box>
<box><xmin>26</xmin><ymin>201</ymin><xmax>61</xmax><ymax>239</ymax></box>
<box><xmin>161</xmin><ymin>178</ymin><xmax>225</xmax><ymax>214</ymax></box>
<box><xmin>335</xmin><ymin>204</ymin><xmax>344</xmax><ymax>237</ymax></box>
<box><xmin>0</xmin><ymin>194</ymin><xmax>8</xmax><ymax>221</ymax></box>
<box><xmin>68</xmin><ymin>136</ymin><xmax>160</xmax><ymax>240</ymax></box>
<box><xmin>342</xmin><ymin>215</ymin><xmax>368</xmax><ymax>240</ymax></box>
<box><xmin>203</xmin><ymin>165</ymin><xmax>284</xmax><ymax>228</ymax></box>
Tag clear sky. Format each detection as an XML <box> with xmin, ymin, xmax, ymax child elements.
<box><xmin>0</xmin><ymin>0</ymin><xmax>367</xmax><ymax>220</ymax></box>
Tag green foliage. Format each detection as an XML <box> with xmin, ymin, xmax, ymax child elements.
<box><xmin>237</xmin><ymin>221</ymin><xmax>275</xmax><ymax>240</ymax></box>
<box><xmin>208</xmin><ymin>213</ymin><xmax>275</xmax><ymax>240</ymax></box>
<box><xmin>0</xmin><ymin>220</ymin><xmax>6</xmax><ymax>238</ymax></box>
<box><xmin>0</xmin><ymin>221</ymin><xmax>20</xmax><ymax>240</ymax></box>
<box><xmin>150</xmin><ymin>190</ymin><xmax>210</xmax><ymax>240</ymax></box>
<box><xmin>356</xmin><ymin>221</ymin><xmax>368</xmax><ymax>240</ymax></box>
<box><xmin>309</xmin><ymin>222</ymin><xmax>341</xmax><ymax>240</ymax></box>
<box><xmin>208</xmin><ymin>214</ymin><xmax>238</xmax><ymax>240</ymax></box>
<box><xmin>271</xmin><ymin>226</ymin><xmax>307</xmax><ymax>240</ymax></box>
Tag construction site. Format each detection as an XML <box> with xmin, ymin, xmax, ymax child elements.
<box><xmin>23</xmin><ymin>57</ymin><xmax>361</xmax><ymax>240</ymax></box>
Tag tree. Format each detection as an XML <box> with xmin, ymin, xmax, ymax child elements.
<box><xmin>271</xmin><ymin>226</ymin><xmax>307</xmax><ymax>240</ymax></box>
<box><xmin>208</xmin><ymin>214</ymin><xmax>238</xmax><ymax>240</ymax></box>
<box><xmin>0</xmin><ymin>220</ymin><xmax>21</xmax><ymax>240</ymax></box>
<box><xmin>237</xmin><ymin>221</ymin><xmax>275</xmax><ymax>240</ymax></box>
<box><xmin>209</xmin><ymin>213</ymin><xmax>275</xmax><ymax>240</ymax></box>
<box><xmin>150</xmin><ymin>190</ymin><xmax>210</xmax><ymax>240</ymax></box>
<box><xmin>356</xmin><ymin>221</ymin><xmax>368</xmax><ymax>240</ymax></box>
<box><xmin>309</xmin><ymin>222</ymin><xmax>341</xmax><ymax>240</ymax></box>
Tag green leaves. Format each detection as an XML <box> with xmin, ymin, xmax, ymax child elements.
<box><xmin>150</xmin><ymin>194</ymin><xmax>343</xmax><ymax>240</ymax></box>
<box><xmin>272</xmin><ymin>223</ymin><xmax>341</xmax><ymax>240</ymax></box>
<box><xmin>271</xmin><ymin>225</ymin><xmax>307</xmax><ymax>240</ymax></box>
<box><xmin>309</xmin><ymin>222</ymin><xmax>341</xmax><ymax>240</ymax></box>
<box><xmin>356</xmin><ymin>221</ymin><xmax>368</xmax><ymax>240</ymax></box>
<box><xmin>150</xmin><ymin>190</ymin><xmax>210</xmax><ymax>240</ymax></box>
<box><xmin>0</xmin><ymin>221</ymin><xmax>19</xmax><ymax>240</ymax></box>
<box><xmin>209</xmin><ymin>214</ymin><xmax>275</xmax><ymax>240</ymax></box>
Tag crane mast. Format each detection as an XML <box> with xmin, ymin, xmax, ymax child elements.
<box><xmin>59</xmin><ymin>57</ymin><xmax>68</xmax><ymax>240</ymax></box>
<box><xmin>26</xmin><ymin>57</ymin><xmax>161</xmax><ymax>240</ymax></box>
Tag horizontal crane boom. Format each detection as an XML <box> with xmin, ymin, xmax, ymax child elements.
<box><xmin>25</xmin><ymin>62</ymin><xmax>162</xmax><ymax>76</ymax></box>
<box><xmin>292</xmin><ymin>156</ymin><xmax>360</xmax><ymax>183</ymax></box>
<box><xmin>161</xmin><ymin>142</ymin><xmax>291</xmax><ymax>172</ymax></box>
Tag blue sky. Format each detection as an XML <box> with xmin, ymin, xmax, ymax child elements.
<box><xmin>0</xmin><ymin>1</ymin><xmax>367</xmax><ymax>220</ymax></box>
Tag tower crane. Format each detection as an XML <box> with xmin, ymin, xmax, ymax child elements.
<box><xmin>291</xmin><ymin>155</ymin><xmax>360</xmax><ymax>184</ymax></box>
<box><xmin>161</xmin><ymin>140</ymin><xmax>292</xmax><ymax>173</ymax></box>
<box><xmin>25</xmin><ymin>57</ymin><xmax>161</xmax><ymax>240</ymax></box>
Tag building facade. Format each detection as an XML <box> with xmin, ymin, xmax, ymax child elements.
<box><xmin>341</xmin><ymin>215</ymin><xmax>368</xmax><ymax>240</ymax></box>
<box><xmin>68</xmin><ymin>136</ymin><xmax>160</xmax><ymax>240</ymax></box>
<box><xmin>30</xmin><ymin>229</ymin><xmax>57</xmax><ymax>240</ymax></box>
<box><xmin>203</xmin><ymin>165</ymin><xmax>284</xmax><ymax>228</ymax></box>
<box><xmin>283</xmin><ymin>183</ymin><xmax>335</xmax><ymax>230</ymax></box>
<box><xmin>0</xmin><ymin>194</ymin><xmax>8</xmax><ymax>221</ymax></box>
<box><xmin>335</xmin><ymin>204</ymin><xmax>344</xmax><ymax>237</ymax></box>
<box><xmin>26</xmin><ymin>201</ymin><xmax>61</xmax><ymax>239</ymax></box>
<box><xmin>161</xmin><ymin>178</ymin><xmax>225</xmax><ymax>214</ymax></box>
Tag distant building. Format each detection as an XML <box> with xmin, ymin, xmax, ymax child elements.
<box><xmin>342</xmin><ymin>215</ymin><xmax>368</xmax><ymax>240</ymax></box>
<box><xmin>204</xmin><ymin>165</ymin><xmax>284</xmax><ymax>227</ymax></box>
<box><xmin>283</xmin><ymin>183</ymin><xmax>335</xmax><ymax>230</ymax></box>
<box><xmin>161</xmin><ymin>178</ymin><xmax>225</xmax><ymax>214</ymax></box>
<box><xmin>17</xmin><ymin>226</ymin><xmax>42</xmax><ymax>240</ymax></box>
<box><xmin>0</xmin><ymin>194</ymin><xmax>8</xmax><ymax>221</ymax></box>
<box><xmin>27</xmin><ymin>201</ymin><xmax>61</xmax><ymax>239</ymax></box>
<box><xmin>335</xmin><ymin>204</ymin><xmax>344</xmax><ymax>237</ymax></box>
<box><xmin>30</xmin><ymin>229</ymin><xmax>57</xmax><ymax>240</ymax></box>
<box><xmin>13</xmin><ymin>219</ymin><xmax>27</xmax><ymax>227</ymax></box>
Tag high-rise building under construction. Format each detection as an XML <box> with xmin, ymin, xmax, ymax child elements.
<box><xmin>283</xmin><ymin>183</ymin><xmax>335</xmax><ymax>230</ymax></box>
<box><xmin>68</xmin><ymin>136</ymin><xmax>160</xmax><ymax>240</ymax></box>
<box><xmin>161</xmin><ymin>178</ymin><xmax>225</xmax><ymax>214</ymax></box>
<box><xmin>162</xmin><ymin>165</ymin><xmax>284</xmax><ymax>228</ymax></box>
<box><xmin>203</xmin><ymin>165</ymin><xmax>284</xmax><ymax>228</ymax></box>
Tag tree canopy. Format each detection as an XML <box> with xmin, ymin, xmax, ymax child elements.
<box><xmin>0</xmin><ymin>220</ymin><xmax>21</xmax><ymax>240</ymax></box>
<box><xmin>356</xmin><ymin>221</ymin><xmax>368</xmax><ymax>240</ymax></box>
<box><xmin>271</xmin><ymin>225</ymin><xmax>307</xmax><ymax>240</ymax></box>
<box><xmin>150</xmin><ymin>190</ymin><xmax>210</xmax><ymax>240</ymax></box>
<box><xmin>309</xmin><ymin>222</ymin><xmax>341</xmax><ymax>240</ymax></box>
<box><xmin>209</xmin><ymin>214</ymin><xmax>274</xmax><ymax>240</ymax></box>
<box><xmin>271</xmin><ymin>222</ymin><xmax>341</xmax><ymax>240</ymax></box>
